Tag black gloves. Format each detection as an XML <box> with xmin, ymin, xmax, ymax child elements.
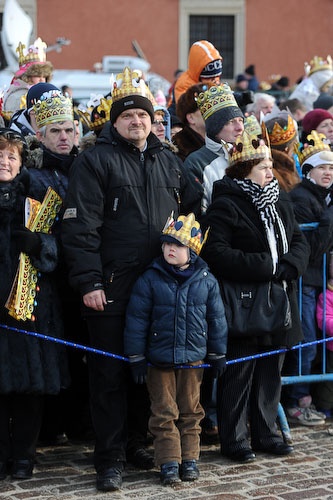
<box><xmin>129</xmin><ymin>355</ymin><xmax>147</xmax><ymax>384</ymax></box>
<box><xmin>275</xmin><ymin>262</ymin><xmax>298</xmax><ymax>282</ymax></box>
<box><xmin>207</xmin><ymin>354</ymin><xmax>227</xmax><ymax>379</ymax></box>
<box><xmin>12</xmin><ymin>226</ymin><xmax>42</xmax><ymax>256</ymax></box>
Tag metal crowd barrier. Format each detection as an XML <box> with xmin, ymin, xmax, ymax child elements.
<box><xmin>278</xmin><ymin>222</ymin><xmax>333</xmax><ymax>442</ymax></box>
<box><xmin>282</xmin><ymin>222</ymin><xmax>333</xmax><ymax>385</ymax></box>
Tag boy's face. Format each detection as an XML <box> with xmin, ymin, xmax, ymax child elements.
<box><xmin>162</xmin><ymin>242</ymin><xmax>189</xmax><ymax>268</ymax></box>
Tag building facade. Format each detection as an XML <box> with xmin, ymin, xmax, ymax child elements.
<box><xmin>0</xmin><ymin>0</ymin><xmax>332</xmax><ymax>90</ymax></box>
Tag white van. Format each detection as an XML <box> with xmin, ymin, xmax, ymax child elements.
<box><xmin>50</xmin><ymin>56</ymin><xmax>171</xmax><ymax>105</ymax></box>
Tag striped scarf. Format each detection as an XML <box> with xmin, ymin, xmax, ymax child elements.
<box><xmin>234</xmin><ymin>177</ymin><xmax>289</xmax><ymax>255</ymax></box>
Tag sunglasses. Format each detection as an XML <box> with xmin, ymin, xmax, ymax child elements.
<box><xmin>152</xmin><ymin>120</ymin><xmax>167</xmax><ymax>126</ymax></box>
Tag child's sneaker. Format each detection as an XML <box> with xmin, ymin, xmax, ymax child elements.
<box><xmin>298</xmin><ymin>395</ymin><xmax>327</xmax><ymax>420</ymax></box>
<box><xmin>317</xmin><ymin>408</ymin><xmax>333</xmax><ymax>418</ymax></box>
<box><xmin>286</xmin><ymin>406</ymin><xmax>326</xmax><ymax>426</ymax></box>
<box><xmin>180</xmin><ymin>460</ymin><xmax>199</xmax><ymax>481</ymax></box>
<box><xmin>160</xmin><ymin>461</ymin><xmax>181</xmax><ymax>486</ymax></box>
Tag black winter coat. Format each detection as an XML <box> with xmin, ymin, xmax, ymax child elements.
<box><xmin>289</xmin><ymin>178</ymin><xmax>333</xmax><ymax>287</ymax></box>
<box><xmin>201</xmin><ymin>176</ymin><xmax>310</xmax><ymax>348</ymax></box>
<box><xmin>0</xmin><ymin>168</ymin><xmax>70</xmax><ymax>394</ymax></box>
<box><xmin>26</xmin><ymin>142</ymin><xmax>78</xmax><ymax>302</ymax></box>
<box><xmin>61</xmin><ymin>123</ymin><xmax>201</xmax><ymax>316</ymax></box>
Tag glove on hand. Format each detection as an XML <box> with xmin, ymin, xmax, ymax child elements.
<box><xmin>207</xmin><ymin>354</ymin><xmax>227</xmax><ymax>379</ymax></box>
<box><xmin>275</xmin><ymin>262</ymin><xmax>297</xmax><ymax>282</ymax></box>
<box><xmin>129</xmin><ymin>355</ymin><xmax>148</xmax><ymax>384</ymax></box>
<box><xmin>12</xmin><ymin>226</ymin><xmax>42</xmax><ymax>256</ymax></box>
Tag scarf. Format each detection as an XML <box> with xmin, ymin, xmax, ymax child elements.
<box><xmin>161</xmin><ymin>258</ymin><xmax>196</xmax><ymax>283</ymax></box>
<box><xmin>234</xmin><ymin>177</ymin><xmax>289</xmax><ymax>257</ymax></box>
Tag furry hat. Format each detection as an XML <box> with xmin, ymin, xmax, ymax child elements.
<box><xmin>19</xmin><ymin>62</ymin><xmax>53</xmax><ymax>83</ymax></box>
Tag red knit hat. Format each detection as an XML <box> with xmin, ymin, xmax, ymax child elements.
<box><xmin>302</xmin><ymin>109</ymin><xmax>333</xmax><ymax>135</ymax></box>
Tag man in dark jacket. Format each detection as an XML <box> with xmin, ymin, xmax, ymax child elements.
<box><xmin>61</xmin><ymin>67</ymin><xmax>201</xmax><ymax>492</ymax></box>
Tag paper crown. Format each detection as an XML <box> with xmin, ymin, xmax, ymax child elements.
<box><xmin>244</xmin><ymin>114</ymin><xmax>262</xmax><ymax>136</ymax></box>
<box><xmin>305</xmin><ymin>55</ymin><xmax>333</xmax><ymax>76</ymax></box>
<box><xmin>110</xmin><ymin>66</ymin><xmax>155</xmax><ymax>103</ymax></box>
<box><xmin>265</xmin><ymin>113</ymin><xmax>297</xmax><ymax>146</ymax></box>
<box><xmin>16</xmin><ymin>38</ymin><xmax>47</xmax><ymax>68</ymax></box>
<box><xmin>294</xmin><ymin>130</ymin><xmax>331</xmax><ymax>166</ymax></box>
<box><xmin>77</xmin><ymin>94</ymin><xmax>113</xmax><ymax>131</ymax></box>
<box><xmin>229</xmin><ymin>123</ymin><xmax>271</xmax><ymax>166</ymax></box>
<box><xmin>195</xmin><ymin>83</ymin><xmax>238</xmax><ymax>120</ymax></box>
<box><xmin>33</xmin><ymin>94</ymin><xmax>74</xmax><ymax>128</ymax></box>
<box><xmin>161</xmin><ymin>212</ymin><xmax>209</xmax><ymax>255</ymax></box>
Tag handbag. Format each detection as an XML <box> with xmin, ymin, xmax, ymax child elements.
<box><xmin>220</xmin><ymin>279</ymin><xmax>292</xmax><ymax>337</ymax></box>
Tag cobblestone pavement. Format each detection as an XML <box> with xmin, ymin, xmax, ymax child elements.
<box><xmin>1</xmin><ymin>421</ymin><xmax>333</xmax><ymax>500</ymax></box>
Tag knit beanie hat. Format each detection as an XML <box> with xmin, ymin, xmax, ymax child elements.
<box><xmin>196</xmin><ymin>83</ymin><xmax>243</xmax><ymax>141</ymax></box>
<box><xmin>302</xmin><ymin>109</ymin><xmax>333</xmax><ymax>135</ymax></box>
<box><xmin>110</xmin><ymin>67</ymin><xmax>155</xmax><ymax>124</ymax></box>
<box><xmin>110</xmin><ymin>95</ymin><xmax>154</xmax><ymax>124</ymax></box>
<box><xmin>200</xmin><ymin>59</ymin><xmax>223</xmax><ymax>78</ymax></box>
<box><xmin>205</xmin><ymin>107</ymin><xmax>244</xmax><ymax>139</ymax></box>
<box><xmin>245</xmin><ymin>65</ymin><xmax>255</xmax><ymax>76</ymax></box>
<box><xmin>313</xmin><ymin>93</ymin><xmax>333</xmax><ymax>110</ymax></box>
<box><xmin>26</xmin><ymin>83</ymin><xmax>61</xmax><ymax>111</ymax></box>
<box><xmin>236</xmin><ymin>74</ymin><xmax>247</xmax><ymax>84</ymax></box>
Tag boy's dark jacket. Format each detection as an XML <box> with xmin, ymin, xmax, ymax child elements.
<box><xmin>124</xmin><ymin>254</ymin><xmax>228</xmax><ymax>366</ymax></box>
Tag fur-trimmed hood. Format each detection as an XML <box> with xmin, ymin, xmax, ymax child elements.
<box><xmin>25</xmin><ymin>134</ymin><xmax>44</xmax><ymax>169</ymax></box>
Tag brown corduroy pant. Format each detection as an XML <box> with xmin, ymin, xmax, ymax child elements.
<box><xmin>146</xmin><ymin>364</ymin><xmax>204</xmax><ymax>466</ymax></box>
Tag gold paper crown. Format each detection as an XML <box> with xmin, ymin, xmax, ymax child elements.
<box><xmin>294</xmin><ymin>130</ymin><xmax>331</xmax><ymax>166</ymax></box>
<box><xmin>244</xmin><ymin>115</ymin><xmax>262</xmax><ymax>136</ymax></box>
<box><xmin>306</xmin><ymin>55</ymin><xmax>333</xmax><ymax>76</ymax></box>
<box><xmin>229</xmin><ymin>124</ymin><xmax>271</xmax><ymax>166</ymax></box>
<box><xmin>195</xmin><ymin>83</ymin><xmax>238</xmax><ymax>121</ymax></box>
<box><xmin>161</xmin><ymin>212</ymin><xmax>209</xmax><ymax>255</ymax></box>
<box><xmin>33</xmin><ymin>95</ymin><xmax>74</xmax><ymax>128</ymax></box>
<box><xmin>110</xmin><ymin>66</ymin><xmax>155</xmax><ymax>103</ymax></box>
<box><xmin>16</xmin><ymin>37</ymin><xmax>47</xmax><ymax>68</ymax></box>
<box><xmin>77</xmin><ymin>96</ymin><xmax>113</xmax><ymax>131</ymax></box>
<box><xmin>266</xmin><ymin>114</ymin><xmax>297</xmax><ymax>146</ymax></box>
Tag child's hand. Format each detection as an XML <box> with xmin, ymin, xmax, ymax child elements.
<box><xmin>207</xmin><ymin>354</ymin><xmax>226</xmax><ymax>378</ymax></box>
<box><xmin>129</xmin><ymin>355</ymin><xmax>147</xmax><ymax>384</ymax></box>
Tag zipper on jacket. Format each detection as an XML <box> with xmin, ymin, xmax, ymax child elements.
<box><xmin>174</xmin><ymin>188</ymin><xmax>181</xmax><ymax>208</ymax></box>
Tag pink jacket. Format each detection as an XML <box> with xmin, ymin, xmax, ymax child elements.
<box><xmin>316</xmin><ymin>289</ymin><xmax>333</xmax><ymax>351</ymax></box>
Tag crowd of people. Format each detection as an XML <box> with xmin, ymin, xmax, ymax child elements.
<box><xmin>0</xmin><ymin>36</ymin><xmax>332</xmax><ymax>493</ymax></box>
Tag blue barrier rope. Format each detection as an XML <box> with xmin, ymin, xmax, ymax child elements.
<box><xmin>1</xmin><ymin>321</ymin><xmax>332</xmax><ymax>369</ymax></box>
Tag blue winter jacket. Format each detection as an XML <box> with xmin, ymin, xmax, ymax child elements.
<box><xmin>124</xmin><ymin>255</ymin><xmax>228</xmax><ymax>366</ymax></box>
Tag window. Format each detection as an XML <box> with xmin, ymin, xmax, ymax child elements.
<box><xmin>189</xmin><ymin>15</ymin><xmax>234</xmax><ymax>78</ymax></box>
<box><xmin>179</xmin><ymin>0</ymin><xmax>245</xmax><ymax>81</ymax></box>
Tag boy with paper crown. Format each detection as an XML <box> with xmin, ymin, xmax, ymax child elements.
<box><xmin>124</xmin><ymin>212</ymin><xmax>228</xmax><ymax>486</ymax></box>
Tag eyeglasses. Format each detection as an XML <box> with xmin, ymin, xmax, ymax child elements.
<box><xmin>152</xmin><ymin>120</ymin><xmax>167</xmax><ymax>126</ymax></box>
